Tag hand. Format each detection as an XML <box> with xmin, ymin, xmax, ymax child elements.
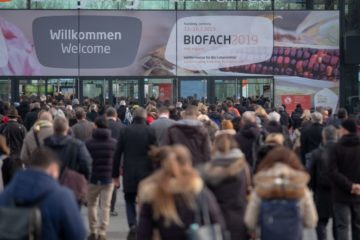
<box><xmin>113</xmin><ymin>178</ymin><xmax>121</xmax><ymax>189</ymax></box>
<box><xmin>351</xmin><ymin>184</ymin><xmax>360</xmax><ymax>195</ymax></box>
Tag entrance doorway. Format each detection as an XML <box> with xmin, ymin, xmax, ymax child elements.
<box><xmin>82</xmin><ymin>79</ymin><xmax>109</xmax><ymax>104</ymax></box>
<box><xmin>112</xmin><ymin>79</ymin><xmax>139</xmax><ymax>102</ymax></box>
<box><xmin>47</xmin><ymin>78</ymin><xmax>76</xmax><ymax>100</ymax></box>
<box><xmin>19</xmin><ymin>79</ymin><xmax>46</xmax><ymax>98</ymax></box>
<box><xmin>179</xmin><ymin>79</ymin><xmax>207</xmax><ymax>102</ymax></box>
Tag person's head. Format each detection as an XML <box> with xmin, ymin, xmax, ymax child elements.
<box><xmin>105</xmin><ymin>107</ymin><xmax>117</xmax><ymax>119</ymax></box>
<box><xmin>182</xmin><ymin>105</ymin><xmax>199</xmax><ymax>120</ymax></box>
<box><xmin>38</xmin><ymin>111</ymin><xmax>53</xmax><ymax>122</ymax></box>
<box><xmin>257</xmin><ymin>147</ymin><xmax>305</xmax><ymax>173</ymax></box>
<box><xmin>32</xmin><ymin>102</ymin><xmax>40</xmax><ymax>110</ymax></box>
<box><xmin>340</xmin><ymin>119</ymin><xmax>357</xmax><ymax>137</ymax></box>
<box><xmin>337</xmin><ymin>108</ymin><xmax>348</xmax><ymax>120</ymax></box>
<box><xmin>213</xmin><ymin>133</ymin><xmax>238</xmax><ymax>154</ymax></box>
<box><xmin>301</xmin><ymin>109</ymin><xmax>311</xmax><ymax>121</ymax></box>
<box><xmin>89</xmin><ymin>104</ymin><xmax>98</xmax><ymax>113</ymax></box>
<box><xmin>133</xmin><ymin>107</ymin><xmax>147</xmax><ymax>119</ymax></box>
<box><xmin>0</xmin><ymin>135</ymin><xmax>10</xmax><ymax>155</ymax></box>
<box><xmin>321</xmin><ymin>109</ymin><xmax>329</xmax><ymax>122</ymax></box>
<box><xmin>94</xmin><ymin>117</ymin><xmax>108</xmax><ymax>129</ymax></box>
<box><xmin>255</xmin><ymin>106</ymin><xmax>268</xmax><ymax>119</ymax></box>
<box><xmin>221</xmin><ymin>120</ymin><xmax>234</xmax><ymax>130</ymax></box>
<box><xmin>7</xmin><ymin>108</ymin><xmax>19</xmax><ymax>120</ymax></box>
<box><xmin>311</xmin><ymin>112</ymin><xmax>323</xmax><ymax>124</ymax></box>
<box><xmin>75</xmin><ymin>107</ymin><xmax>86</xmax><ymax>120</ymax></box>
<box><xmin>322</xmin><ymin>125</ymin><xmax>338</xmax><ymax>144</ymax></box>
<box><xmin>265</xmin><ymin>133</ymin><xmax>284</xmax><ymax>146</ymax></box>
<box><xmin>53</xmin><ymin>116</ymin><xmax>69</xmax><ymax>135</ymax></box>
<box><xmin>268</xmin><ymin>111</ymin><xmax>281</xmax><ymax>123</ymax></box>
<box><xmin>29</xmin><ymin>148</ymin><xmax>60</xmax><ymax>179</ymax></box>
<box><xmin>157</xmin><ymin>106</ymin><xmax>170</xmax><ymax>117</ymax></box>
<box><xmin>241</xmin><ymin>111</ymin><xmax>256</xmax><ymax>125</ymax></box>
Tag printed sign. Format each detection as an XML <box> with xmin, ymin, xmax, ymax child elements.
<box><xmin>281</xmin><ymin>95</ymin><xmax>311</xmax><ymax>114</ymax></box>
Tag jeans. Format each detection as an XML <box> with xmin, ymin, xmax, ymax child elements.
<box><xmin>111</xmin><ymin>188</ymin><xmax>117</xmax><ymax>212</ymax></box>
<box><xmin>87</xmin><ymin>183</ymin><xmax>114</xmax><ymax>236</ymax></box>
<box><xmin>124</xmin><ymin>192</ymin><xmax>137</xmax><ymax>228</ymax></box>
<box><xmin>333</xmin><ymin>202</ymin><xmax>360</xmax><ymax>240</ymax></box>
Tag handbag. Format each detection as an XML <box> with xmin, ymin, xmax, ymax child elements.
<box><xmin>186</xmin><ymin>190</ymin><xmax>224</xmax><ymax>240</ymax></box>
<box><xmin>60</xmin><ymin>167</ymin><xmax>88</xmax><ymax>204</ymax></box>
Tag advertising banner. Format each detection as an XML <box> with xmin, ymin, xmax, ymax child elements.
<box><xmin>281</xmin><ymin>95</ymin><xmax>311</xmax><ymax>115</ymax></box>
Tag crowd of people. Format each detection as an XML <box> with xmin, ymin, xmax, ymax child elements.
<box><xmin>0</xmin><ymin>95</ymin><xmax>359</xmax><ymax>240</ymax></box>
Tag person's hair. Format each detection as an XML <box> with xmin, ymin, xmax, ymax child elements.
<box><xmin>38</xmin><ymin>111</ymin><xmax>53</xmax><ymax>122</ymax></box>
<box><xmin>94</xmin><ymin>117</ymin><xmax>108</xmax><ymax>129</ymax></box>
<box><xmin>337</xmin><ymin>108</ymin><xmax>348</xmax><ymax>120</ymax></box>
<box><xmin>257</xmin><ymin>147</ymin><xmax>305</xmax><ymax>172</ymax></box>
<box><xmin>133</xmin><ymin>107</ymin><xmax>147</xmax><ymax>119</ymax></box>
<box><xmin>53</xmin><ymin>116</ymin><xmax>69</xmax><ymax>135</ymax></box>
<box><xmin>105</xmin><ymin>107</ymin><xmax>117</xmax><ymax>118</ymax></box>
<box><xmin>145</xmin><ymin>145</ymin><xmax>198</xmax><ymax>226</ymax></box>
<box><xmin>75</xmin><ymin>107</ymin><xmax>86</xmax><ymax>120</ymax></box>
<box><xmin>268</xmin><ymin>111</ymin><xmax>281</xmax><ymax>122</ymax></box>
<box><xmin>213</xmin><ymin>134</ymin><xmax>238</xmax><ymax>154</ymax></box>
<box><xmin>158</xmin><ymin>106</ymin><xmax>169</xmax><ymax>115</ymax></box>
<box><xmin>182</xmin><ymin>105</ymin><xmax>198</xmax><ymax>118</ymax></box>
<box><xmin>89</xmin><ymin>104</ymin><xmax>98</xmax><ymax>112</ymax></box>
<box><xmin>0</xmin><ymin>135</ymin><xmax>10</xmax><ymax>155</ymax></box>
<box><xmin>311</xmin><ymin>112</ymin><xmax>323</xmax><ymax>124</ymax></box>
<box><xmin>255</xmin><ymin>106</ymin><xmax>268</xmax><ymax>119</ymax></box>
<box><xmin>29</xmin><ymin>147</ymin><xmax>60</xmax><ymax>169</ymax></box>
<box><xmin>32</xmin><ymin>102</ymin><xmax>40</xmax><ymax>110</ymax></box>
<box><xmin>301</xmin><ymin>109</ymin><xmax>312</xmax><ymax>121</ymax></box>
<box><xmin>265</xmin><ymin>133</ymin><xmax>284</xmax><ymax>145</ymax></box>
<box><xmin>221</xmin><ymin>120</ymin><xmax>234</xmax><ymax>130</ymax></box>
<box><xmin>242</xmin><ymin>111</ymin><xmax>256</xmax><ymax>125</ymax></box>
<box><xmin>322</xmin><ymin>125</ymin><xmax>337</xmax><ymax>143</ymax></box>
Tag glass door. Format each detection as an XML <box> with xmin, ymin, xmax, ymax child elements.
<box><xmin>112</xmin><ymin>80</ymin><xmax>139</xmax><ymax>101</ymax></box>
<box><xmin>82</xmin><ymin>79</ymin><xmax>109</xmax><ymax>104</ymax></box>
<box><xmin>242</xmin><ymin>78</ymin><xmax>274</xmax><ymax>104</ymax></box>
<box><xmin>47</xmin><ymin>78</ymin><xmax>76</xmax><ymax>100</ymax></box>
<box><xmin>179</xmin><ymin>79</ymin><xmax>207</xmax><ymax>102</ymax></box>
<box><xmin>145</xmin><ymin>78</ymin><xmax>174</xmax><ymax>103</ymax></box>
<box><xmin>19</xmin><ymin>79</ymin><xmax>46</xmax><ymax>98</ymax></box>
<box><xmin>0</xmin><ymin>79</ymin><xmax>11</xmax><ymax>102</ymax></box>
<box><xmin>214</xmin><ymin>79</ymin><xmax>242</xmax><ymax>102</ymax></box>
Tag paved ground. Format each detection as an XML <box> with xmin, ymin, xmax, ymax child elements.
<box><xmin>82</xmin><ymin>189</ymin><xmax>334</xmax><ymax>240</ymax></box>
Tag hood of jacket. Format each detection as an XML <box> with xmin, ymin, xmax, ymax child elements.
<box><xmin>169</xmin><ymin>123</ymin><xmax>207</xmax><ymax>138</ymax></box>
<box><xmin>254</xmin><ymin>163</ymin><xmax>309</xmax><ymax>199</ymax></box>
<box><xmin>201</xmin><ymin>149</ymin><xmax>247</xmax><ymax>186</ymax></box>
<box><xmin>6</xmin><ymin>169</ymin><xmax>59</xmax><ymax>204</ymax></box>
<box><xmin>44</xmin><ymin>135</ymin><xmax>73</xmax><ymax>147</ymax></box>
<box><xmin>339</xmin><ymin>133</ymin><xmax>360</xmax><ymax>147</ymax></box>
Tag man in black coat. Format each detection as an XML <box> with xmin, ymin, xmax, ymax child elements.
<box><xmin>309</xmin><ymin>125</ymin><xmax>338</xmax><ymax>240</ymax></box>
<box><xmin>300</xmin><ymin>112</ymin><xmax>324</xmax><ymax>167</ymax></box>
<box><xmin>24</xmin><ymin>102</ymin><xmax>41</xmax><ymax>131</ymax></box>
<box><xmin>330</xmin><ymin>120</ymin><xmax>360</xmax><ymax>240</ymax></box>
<box><xmin>113</xmin><ymin>107</ymin><xmax>157</xmax><ymax>238</ymax></box>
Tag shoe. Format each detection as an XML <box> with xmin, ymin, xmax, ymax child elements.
<box><xmin>97</xmin><ymin>234</ymin><xmax>107</xmax><ymax>240</ymax></box>
<box><xmin>110</xmin><ymin>211</ymin><xmax>118</xmax><ymax>217</ymax></box>
<box><xmin>126</xmin><ymin>226</ymin><xmax>137</xmax><ymax>240</ymax></box>
<box><xmin>88</xmin><ymin>233</ymin><xmax>97</xmax><ymax>240</ymax></box>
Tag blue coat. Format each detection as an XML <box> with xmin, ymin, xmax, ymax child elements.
<box><xmin>0</xmin><ymin>169</ymin><xmax>86</xmax><ymax>240</ymax></box>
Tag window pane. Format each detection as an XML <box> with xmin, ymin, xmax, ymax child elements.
<box><xmin>0</xmin><ymin>0</ymin><xmax>26</xmax><ymax>9</ymax></box>
<box><xmin>31</xmin><ymin>0</ymin><xmax>77</xmax><ymax>9</ymax></box>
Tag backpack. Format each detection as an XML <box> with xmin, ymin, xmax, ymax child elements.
<box><xmin>0</xmin><ymin>197</ymin><xmax>44</xmax><ymax>240</ymax></box>
<box><xmin>260</xmin><ymin>199</ymin><xmax>303</xmax><ymax>240</ymax></box>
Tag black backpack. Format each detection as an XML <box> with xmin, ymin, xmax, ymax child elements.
<box><xmin>0</xmin><ymin>198</ymin><xmax>43</xmax><ymax>240</ymax></box>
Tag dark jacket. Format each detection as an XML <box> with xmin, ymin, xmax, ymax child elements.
<box><xmin>44</xmin><ymin>135</ymin><xmax>92</xmax><ymax>180</ymax></box>
<box><xmin>300</xmin><ymin>123</ymin><xmax>323</xmax><ymax>165</ymax></box>
<box><xmin>17</xmin><ymin>102</ymin><xmax>30</xmax><ymax>122</ymax></box>
<box><xmin>208</xmin><ymin>112</ymin><xmax>222</xmax><ymax>127</ymax></box>
<box><xmin>235</xmin><ymin>123</ymin><xmax>259</xmax><ymax>170</ymax></box>
<box><xmin>0</xmin><ymin>169</ymin><xmax>86</xmax><ymax>240</ymax></box>
<box><xmin>201</xmin><ymin>149</ymin><xmax>250</xmax><ymax>240</ymax></box>
<box><xmin>86</xmin><ymin>128</ymin><xmax>117</xmax><ymax>184</ymax></box>
<box><xmin>71</xmin><ymin>119</ymin><xmax>94</xmax><ymax>142</ymax></box>
<box><xmin>309</xmin><ymin>141</ymin><xmax>336</xmax><ymax>219</ymax></box>
<box><xmin>279</xmin><ymin>110</ymin><xmax>291</xmax><ymax>128</ymax></box>
<box><xmin>264</xmin><ymin>121</ymin><xmax>292</xmax><ymax>148</ymax></box>
<box><xmin>24</xmin><ymin>108</ymin><xmax>40</xmax><ymax>131</ymax></box>
<box><xmin>86</xmin><ymin>111</ymin><xmax>99</xmax><ymax>122</ymax></box>
<box><xmin>107</xmin><ymin>118</ymin><xmax>125</xmax><ymax>140</ymax></box>
<box><xmin>291</xmin><ymin>107</ymin><xmax>303</xmax><ymax>130</ymax></box>
<box><xmin>0</xmin><ymin>120</ymin><xmax>27</xmax><ymax>156</ymax></box>
<box><xmin>330</xmin><ymin>134</ymin><xmax>360</xmax><ymax>203</ymax></box>
<box><xmin>162</xmin><ymin>119</ymin><xmax>211</xmax><ymax>166</ymax></box>
<box><xmin>117</xmin><ymin>106</ymin><xmax>126</xmax><ymax>122</ymax></box>
<box><xmin>113</xmin><ymin>117</ymin><xmax>157</xmax><ymax>193</ymax></box>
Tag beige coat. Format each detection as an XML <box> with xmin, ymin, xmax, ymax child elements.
<box><xmin>244</xmin><ymin>163</ymin><xmax>318</xmax><ymax>230</ymax></box>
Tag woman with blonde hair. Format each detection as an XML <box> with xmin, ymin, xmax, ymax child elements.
<box><xmin>138</xmin><ymin>145</ymin><xmax>225</xmax><ymax>240</ymax></box>
<box><xmin>245</xmin><ymin>147</ymin><xmax>318</xmax><ymax>239</ymax></box>
<box><xmin>255</xmin><ymin>106</ymin><xmax>268</xmax><ymax>125</ymax></box>
<box><xmin>202</xmin><ymin>134</ymin><xmax>251</xmax><ymax>240</ymax></box>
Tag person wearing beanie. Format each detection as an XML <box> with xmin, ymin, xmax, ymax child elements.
<box><xmin>330</xmin><ymin>119</ymin><xmax>360</xmax><ymax>239</ymax></box>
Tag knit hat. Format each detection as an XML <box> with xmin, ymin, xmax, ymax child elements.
<box><xmin>341</xmin><ymin>119</ymin><xmax>357</xmax><ymax>134</ymax></box>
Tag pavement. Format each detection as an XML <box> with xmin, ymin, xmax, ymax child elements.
<box><xmin>82</xmin><ymin>189</ymin><xmax>334</xmax><ymax>240</ymax></box>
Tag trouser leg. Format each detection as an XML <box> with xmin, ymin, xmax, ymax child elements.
<box><xmin>99</xmin><ymin>184</ymin><xmax>115</xmax><ymax>236</ymax></box>
<box><xmin>87</xmin><ymin>184</ymin><xmax>102</xmax><ymax>235</ymax></box>
<box><xmin>333</xmin><ymin>202</ymin><xmax>351</xmax><ymax>240</ymax></box>
<box><xmin>124</xmin><ymin>192</ymin><xmax>137</xmax><ymax>228</ymax></box>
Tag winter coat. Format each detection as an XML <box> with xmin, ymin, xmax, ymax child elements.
<box><xmin>86</xmin><ymin>111</ymin><xmax>98</xmax><ymax>122</ymax></box>
<box><xmin>208</xmin><ymin>112</ymin><xmax>223</xmax><ymax>127</ymax></box>
<box><xmin>107</xmin><ymin>118</ymin><xmax>125</xmax><ymax>140</ymax></box>
<box><xmin>244</xmin><ymin>163</ymin><xmax>318</xmax><ymax>230</ymax></box>
<box><xmin>201</xmin><ymin>149</ymin><xmax>250</xmax><ymax>240</ymax></box>
<box><xmin>117</xmin><ymin>106</ymin><xmax>126</xmax><ymax>122</ymax></box>
<box><xmin>0</xmin><ymin>169</ymin><xmax>86</xmax><ymax>240</ymax></box>
<box><xmin>0</xmin><ymin>120</ymin><xmax>27</xmax><ymax>156</ymax></box>
<box><xmin>264</xmin><ymin>121</ymin><xmax>292</xmax><ymax>148</ymax></box>
<box><xmin>138</xmin><ymin>172</ymin><xmax>226</xmax><ymax>240</ymax></box>
<box><xmin>162</xmin><ymin>119</ymin><xmax>211</xmax><ymax>166</ymax></box>
<box><xmin>112</xmin><ymin>117</ymin><xmax>157</xmax><ymax>193</ymax></box>
<box><xmin>300</xmin><ymin>123</ymin><xmax>323</xmax><ymax>165</ymax></box>
<box><xmin>24</xmin><ymin>108</ymin><xmax>40</xmax><ymax>131</ymax></box>
<box><xmin>71</xmin><ymin>119</ymin><xmax>94</xmax><ymax>142</ymax></box>
<box><xmin>16</xmin><ymin>102</ymin><xmax>30</xmax><ymax>121</ymax></box>
<box><xmin>291</xmin><ymin>107</ymin><xmax>303</xmax><ymax>130</ymax></box>
<box><xmin>20</xmin><ymin>120</ymin><xmax>53</xmax><ymax>163</ymax></box>
<box><xmin>279</xmin><ymin>110</ymin><xmax>291</xmax><ymax>128</ymax></box>
<box><xmin>235</xmin><ymin>123</ymin><xmax>259</xmax><ymax>170</ymax></box>
<box><xmin>44</xmin><ymin>135</ymin><xmax>92</xmax><ymax>180</ymax></box>
<box><xmin>309</xmin><ymin>141</ymin><xmax>335</xmax><ymax>219</ymax></box>
<box><xmin>150</xmin><ymin>117</ymin><xmax>176</xmax><ymax>144</ymax></box>
<box><xmin>86</xmin><ymin>128</ymin><xmax>117</xmax><ymax>184</ymax></box>
<box><xmin>330</xmin><ymin>134</ymin><xmax>360</xmax><ymax>204</ymax></box>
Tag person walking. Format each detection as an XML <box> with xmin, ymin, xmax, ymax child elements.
<box><xmin>0</xmin><ymin>148</ymin><xmax>86</xmax><ymax>240</ymax></box>
<box><xmin>330</xmin><ymin>119</ymin><xmax>360</xmax><ymax>240</ymax></box>
<box><xmin>71</xmin><ymin>107</ymin><xmax>95</xmax><ymax>142</ymax></box>
<box><xmin>86</xmin><ymin>117</ymin><xmax>117</xmax><ymax>240</ymax></box>
<box><xmin>112</xmin><ymin>107</ymin><xmax>157</xmax><ymax>239</ymax></box>
<box><xmin>23</xmin><ymin>102</ymin><xmax>41</xmax><ymax>131</ymax></box>
<box><xmin>150</xmin><ymin>106</ymin><xmax>176</xmax><ymax>144</ymax></box>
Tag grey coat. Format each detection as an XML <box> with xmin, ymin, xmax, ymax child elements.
<box><xmin>150</xmin><ymin>117</ymin><xmax>176</xmax><ymax>144</ymax></box>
